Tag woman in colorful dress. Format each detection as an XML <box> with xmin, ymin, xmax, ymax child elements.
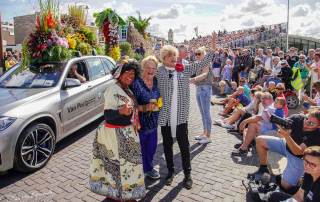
<box><xmin>131</xmin><ymin>56</ymin><xmax>162</xmax><ymax>180</ymax></box>
<box><xmin>89</xmin><ymin>61</ymin><xmax>146</xmax><ymax>201</ymax></box>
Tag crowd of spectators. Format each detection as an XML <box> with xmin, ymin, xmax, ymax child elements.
<box><xmin>2</xmin><ymin>50</ymin><xmax>21</xmax><ymax>72</ymax></box>
<box><xmin>195</xmin><ymin>39</ymin><xmax>320</xmax><ymax>200</ymax></box>
<box><xmin>184</xmin><ymin>23</ymin><xmax>286</xmax><ymax>51</ymax></box>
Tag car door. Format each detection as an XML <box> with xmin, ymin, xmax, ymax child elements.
<box><xmin>60</xmin><ymin>60</ymin><xmax>94</xmax><ymax>137</ymax></box>
<box><xmin>84</xmin><ymin>57</ymin><xmax>114</xmax><ymax>121</ymax></box>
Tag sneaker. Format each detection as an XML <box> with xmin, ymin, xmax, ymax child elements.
<box><xmin>145</xmin><ymin>169</ymin><xmax>161</xmax><ymax>180</ymax></box>
<box><xmin>198</xmin><ymin>137</ymin><xmax>212</xmax><ymax>144</ymax></box>
<box><xmin>221</xmin><ymin>123</ymin><xmax>234</xmax><ymax>129</ymax></box>
<box><xmin>183</xmin><ymin>175</ymin><xmax>193</xmax><ymax>189</ymax></box>
<box><xmin>234</xmin><ymin>143</ymin><xmax>242</xmax><ymax>149</ymax></box>
<box><xmin>231</xmin><ymin>148</ymin><xmax>248</xmax><ymax>156</ymax></box>
<box><xmin>194</xmin><ymin>135</ymin><xmax>205</xmax><ymax>140</ymax></box>
<box><xmin>213</xmin><ymin>119</ymin><xmax>223</xmax><ymax>126</ymax></box>
<box><xmin>165</xmin><ymin>172</ymin><xmax>174</xmax><ymax>186</ymax></box>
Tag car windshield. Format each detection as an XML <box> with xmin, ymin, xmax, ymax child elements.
<box><xmin>0</xmin><ymin>63</ymin><xmax>66</xmax><ymax>88</ymax></box>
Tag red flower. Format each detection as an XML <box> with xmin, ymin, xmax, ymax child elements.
<box><xmin>175</xmin><ymin>63</ymin><xmax>184</xmax><ymax>72</ymax></box>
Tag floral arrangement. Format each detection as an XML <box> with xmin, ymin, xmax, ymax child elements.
<box><xmin>94</xmin><ymin>8</ymin><xmax>125</xmax><ymax>61</ymax></box>
<box><xmin>23</xmin><ymin>0</ymin><xmax>72</xmax><ymax>64</ymax></box>
<box><xmin>175</xmin><ymin>63</ymin><xmax>184</xmax><ymax>72</ymax></box>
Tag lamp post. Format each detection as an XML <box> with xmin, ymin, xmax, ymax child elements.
<box><xmin>286</xmin><ymin>0</ymin><xmax>289</xmax><ymax>52</ymax></box>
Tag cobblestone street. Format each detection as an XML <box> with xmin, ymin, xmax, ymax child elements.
<box><xmin>0</xmin><ymin>86</ymin><xmax>259</xmax><ymax>202</ymax></box>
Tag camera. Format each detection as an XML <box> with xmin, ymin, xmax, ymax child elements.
<box><xmin>269</xmin><ymin>115</ymin><xmax>293</xmax><ymax>129</ymax></box>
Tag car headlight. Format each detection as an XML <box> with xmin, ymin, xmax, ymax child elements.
<box><xmin>0</xmin><ymin>117</ymin><xmax>16</xmax><ymax>131</ymax></box>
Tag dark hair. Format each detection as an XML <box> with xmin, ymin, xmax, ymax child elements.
<box><xmin>313</xmin><ymin>81</ymin><xmax>320</xmax><ymax>91</ymax></box>
<box><xmin>112</xmin><ymin>61</ymin><xmax>140</xmax><ymax>79</ymax></box>
<box><xmin>309</xmin><ymin>109</ymin><xmax>320</xmax><ymax>122</ymax></box>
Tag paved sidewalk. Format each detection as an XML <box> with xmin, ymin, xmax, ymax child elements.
<box><xmin>0</xmin><ymin>86</ymin><xmax>259</xmax><ymax>202</ymax></box>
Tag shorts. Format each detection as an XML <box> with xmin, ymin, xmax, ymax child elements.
<box><xmin>213</xmin><ymin>68</ymin><xmax>221</xmax><ymax>78</ymax></box>
<box><xmin>265</xmin><ymin>136</ymin><xmax>304</xmax><ymax>186</ymax></box>
<box><xmin>259</xmin><ymin>122</ymin><xmax>275</xmax><ymax>135</ymax></box>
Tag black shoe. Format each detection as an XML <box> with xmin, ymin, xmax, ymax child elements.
<box><xmin>228</xmin><ymin>129</ymin><xmax>239</xmax><ymax>133</ymax></box>
<box><xmin>183</xmin><ymin>175</ymin><xmax>193</xmax><ymax>189</ymax></box>
<box><xmin>234</xmin><ymin>143</ymin><xmax>242</xmax><ymax>149</ymax></box>
<box><xmin>231</xmin><ymin>148</ymin><xmax>248</xmax><ymax>156</ymax></box>
<box><xmin>165</xmin><ymin>173</ymin><xmax>174</xmax><ymax>186</ymax></box>
<box><xmin>247</xmin><ymin>166</ymin><xmax>270</xmax><ymax>180</ymax></box>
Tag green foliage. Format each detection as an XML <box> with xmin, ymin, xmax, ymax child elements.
<box><xmin>134</xmin><ymin>53</ymin><xmax>143</xmax><ymax>62</ymax></box>
<box><xmin>22</xmin><ymin>38</ymin><xmax>31</xmax><ymax>67</ymax></box>
<box><xmin>94</xmin><ymin>8</ymin><xmax>126</xmax><ymax>28</ymax></box>
<box><xmin>77</xmin><ymin>42</ymin><xmax>92</xmax><ymax>55</ymax></box>
<box><xmin>78</xmin><ymin>26</ymin><xmax>97</xmax><ymax>45</ymax></box>
<box><xmin>95</xmin><ymin>46</ymin><xmax>105</xmax><ymax>55</ymax></box>
<box><xmin>128</xmin><ymin>11</ymin><xmax>152</xmax><ymax>39</ymax></box>
<box><xmin>68</xmin><ymin>4</ymin><xmax>87</xmax><ymax>27</ymax></box>
<box><xmin>119</xmin><ymin>42</ymin><xmax>134</xmax><ymax>57</ymax></box>
<box><xmin>45</xmin><ymin>45</ymin><xmax>71</xmax><ymax>61</ymax></box>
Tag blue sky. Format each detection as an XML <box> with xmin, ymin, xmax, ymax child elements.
<box><xmin>0</xmin><ymin>0</ymin><xmax>319</xmax><ymax>42</ymax></box>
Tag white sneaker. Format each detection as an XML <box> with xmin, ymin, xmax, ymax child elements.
<box><xmin>221</xmin><ymin>123</ymin><xmax>234</xmax><ymax>129</ymax></box>
<box><xmin>213</xmin><ymin>119</ymin><xmax>223</xmax><ymax>126</ymax></box>
<box><xmin>198</xmin><ymin>137</ymin><xmax>212</xmax><ymax>144</ymax></box>
<box><xmin>194</xmin><ymin>135</ymin><xmax>205</xmax><ymax>140</ymax></box>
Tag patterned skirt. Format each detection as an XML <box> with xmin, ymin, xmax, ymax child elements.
<box><xmin>89</xmin><ymin>123</ymin><xmax>146</xmax><ymax>200</ymax></box>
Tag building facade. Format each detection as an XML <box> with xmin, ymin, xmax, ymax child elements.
<box><xmin>14</xmin><ymin>13</ymin><xmax>37</xmax><ymax>45</ymax></box>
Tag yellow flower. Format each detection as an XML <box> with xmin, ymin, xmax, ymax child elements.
<box><xmin>157</xmin><ymin>97</ymin><xmax>163</xmax><ymax>108</ymax></box>
<box><xmin>109</xmin><ymin>46</ymin><xmax>121</xmax><ymax>61</ymax></box>
<box><xmin>67</xmin><ymin>37</ymin><xmax>77</xmax><ymax>49</ymax></box>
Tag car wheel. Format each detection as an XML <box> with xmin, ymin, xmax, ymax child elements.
<box><xmin>286</xmin><ymin>95</ymin><xmax>299</xmax><ymax>109</ymax></box>
<box><xmin>14</xmin><ymin>123</ymin><xmax>55</xmax><ymax>172</ymax></box>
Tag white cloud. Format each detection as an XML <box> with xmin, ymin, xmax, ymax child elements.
<box><xmin>154</xmin><ymin>4</ymin><xmax>180</xmax><ymax>19</ymax></box>
<box><xmin>292</xmin><ymin>4</ymin><xmax>310</xmax><ymax>17</ymax></box>
<box><xmin>241</xmin><ymin>19</ymin><xmax>255</xmax><ymax>27</ymax></box>
<box><xmin>174</xmin><ymin>24</ymin><xmax>187</xmax><ymax>33</ymax></box>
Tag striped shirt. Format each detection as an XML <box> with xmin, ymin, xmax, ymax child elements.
<box><xmin>156</xmin><ymin>51</ymin><xmax>214</xmax><ymax>126</ymax></box>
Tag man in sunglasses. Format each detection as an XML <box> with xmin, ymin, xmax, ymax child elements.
<box><xmin>252</xmin><ymin>109</ymin><xmax>320</xmax><ymax>192</ymax></box>
<box><xmin>268</xmin><ymin>146</ymin><xmax>320</xmax><ymax>202</ymax></box>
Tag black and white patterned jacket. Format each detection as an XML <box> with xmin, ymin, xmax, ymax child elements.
<box><xmin>156</xmin><ymin>51</ymin><xmax>214</xmax><ymax>126</ymax></box>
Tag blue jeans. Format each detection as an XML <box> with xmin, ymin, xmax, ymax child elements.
<box><xmin>139</xmin><ymin>128</ymin><xmax>158</xmax><ymax>173</ymax></box>
<box><xmin>265</xmin><ymin>136</ymin><xmax>304</xmax><ymax>186</ymax></box>
<box><xmin>196</xmin><ymin>85</ymin><xmax>212</xmax><ymax>134</ymax></box>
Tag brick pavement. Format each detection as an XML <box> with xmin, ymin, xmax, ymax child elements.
<box><xmin>0</xmin><ymin>86</ymin><xmax>259</xmax><ymax>202</ymax></box>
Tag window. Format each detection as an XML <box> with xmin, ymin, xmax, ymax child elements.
<box><xmin>121</xmin><ymin>28</ymin><xmax>127</xmax><ymax>40</ymax></box>
<box><xmin>101</xmin><ymin>58</ymin><xmax>116</xmax><ymax>73</ymax></box>
<box><xmin>86</xmin><ymin>58</ymin><xmax>106</xmax><ymax>81</ymax></box>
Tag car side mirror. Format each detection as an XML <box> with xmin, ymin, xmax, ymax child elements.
<box><xmin>64</xmin><ymin>78</ymin><xmax>81</xmax><ymax>89</ymax></box>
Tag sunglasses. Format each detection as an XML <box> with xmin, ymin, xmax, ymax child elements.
<box><xmin>195</xmin><ymin>53</ymin><xmax>202</xmax><ymax>56</ymax></box>
<box><xmin>276</xmin><ymin>88</ymin><xmax>284</xmax><ymax>90</ymax></box>
<box><xmin>239</xmin><ymin>80</ymin><xmax>245</xmax><ymax>83</ymax></box>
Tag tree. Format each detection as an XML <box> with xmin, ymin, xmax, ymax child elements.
<box><xmin>128</xmin><ymin>11</ymin><xmax>151</xmax><ymax>39</ymax></box>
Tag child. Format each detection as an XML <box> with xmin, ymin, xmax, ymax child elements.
<box><xmin>221</xmin><ymin>59</ymin><xmax>233</xmax><ymax>81</ymax></box>
<box><xmin>266</xmin><ymin>81</ymin><xmax>277</xmax><ymax>99</ymax></box>
<box><xmin>271</xmin><ymin>97</ymin><xmax>285</xmax><ymax>130</ymax></box>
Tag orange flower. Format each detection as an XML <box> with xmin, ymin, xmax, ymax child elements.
<box><xmin>46</xmin><ymin>11</ymin><xmax>56</xmax><ymax>29</ymax></box>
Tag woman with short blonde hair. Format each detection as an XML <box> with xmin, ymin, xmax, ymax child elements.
<box><xmin>159</xmin><ymin>45</ymin><xmax>178</xmax><ymax>63</ymax></box>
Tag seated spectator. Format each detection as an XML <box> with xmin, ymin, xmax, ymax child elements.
<box><xmin>275</xmin><ymin>83</ymin><xmax>289</xmax><ymax>117</ymax></box>
<box><xmin>67</xmin><ymin>64</ymin><xmax>86</xmax><ymax>83</ymax></box>
<box><xmin>232</xmin><ymin>92</ymin><xmax>283</xmax><ymax>156</ymax></box>
<box><xmin>252</xmin><ymin>109</ymin><xmax>320</xmax><ymax>191</ymax></box>
<box><xmin>268</xmin><ymin>146</ymin><xmax>320</xmax><ymax>202</ymax></box>
<box><xmin>215</xmin><ymin>90</ymin><xmax>263</xmax><ymax>130</ymax></box>
<box><xmin>239</xmin><ymin>77</ymin><xmax>251</xmax><ymax>99</ymax></box>
<box><xmin>219</xmin><ymin>86</ymin><xmax>251</xmax><ymax>116</ymax></box>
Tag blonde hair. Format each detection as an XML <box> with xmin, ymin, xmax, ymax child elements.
<box><xmin>141</xmin><ymin>55</ymin><xmax>158</xmax><ymax>70</ymax></box>
<box><xmin>195</xmin><ymin>47</ymin><xmax>206</xmax><ymax>55</ymax></box>
<box><xmin>160</xmin><ymin>45</ymin><xmax>178</xmax><ymax>63</ymax></box>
